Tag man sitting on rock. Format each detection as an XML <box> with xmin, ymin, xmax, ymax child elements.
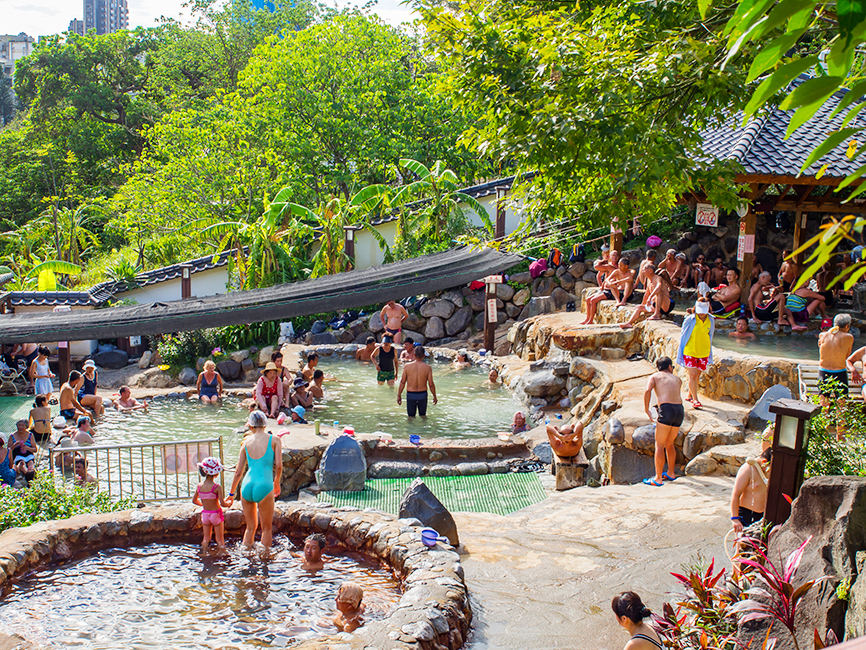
<box><xmin>619</xmin><ymin>264</ymin><xmax>674</xmax><ymax>329</ymax></box>
<box><xmin>545</xmin><ymin>420</ymin><xmax>585</xmax><ymax>460</ymax></box>
<box><xmin>707</xmin><ymin>267</ymin><xmax>741</xmax><ymax>315</ymax></box>
<box><xmin>581</xmin><ymin>258</ymin><xmax>634</xmax><ymax>325</ymax></box>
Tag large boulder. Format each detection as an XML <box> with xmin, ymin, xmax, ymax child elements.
<box><xmin>178</xmin><ymin>367</ymin><xmax>198</xmax><ymax>386</ymax></box>
<box><xmin>315</xmin><ymin>435</ymin><xmax>367</xmax><ymax>492</ymax></box>
<box><xmin>216</xmin><ymin>359</ymin><xmax>242</xmax><ymax>381</ymax></box>
<box><xmin>748</xmin><ymin>384</ymin><xmax>793</xmax><ymax>429</ymax></box>
<box><xmin>403</xmin><ymin>313</ymin><xmax>426</xmax><ymax>332</ymax></box>
<box><xmin>519</xmin><ymin>297</ymin><xmax>555</xmax><ymax>320</ymax></box>
<box><xmin>230</xmin><ymin>349</ymin><xmax>250</xmax><ymax>363</ymax></box>
<box><xmin>348</xmin><ymin>318</ymin><xmax>368</xmax><ymax>337</ymax></box>
<box><xmin>558</xmin><ymin>272</ymin><xmax>576</xmax><ymax>291</ymax></box>
<box><xmin>599</xmin><ymin>442</ymin><xmax>656</xmax><ymax>485</ymax></box>
<box><xmin>368</xmin><ymin>312</ymin><xmax>385</xmax><ymax>333</ymax></box>
<box><xmin>257</xmin><ymin>345</ymin><xmax>275</xmax><ymax>367</ymax></box>
<box><xmin>531</xmin><ymin>276</ymin><xmax>557</xmax><ymax>297</ymax></box>
<box><xmin>568</xmin><ymin>261</ymin><xmax>587</xmax><ymax>278</ymax></box>
<box><xmin>550</xmin><ymin>287</ymin><xmax>573</xmax><ymax>310</ymax></box>
<box><xmin>137</xmin><ymin>350</ymin><xmax>152</xmax><ymax>369</ymax></box>
<box><xmin>445</xmin><ymin>306</ymin><xmax>472</xmax><ymax>336</ymax></box>
<box><xmin>424</xmin><ymin>316</ymin><xmax>446</xmax><ymax>340</ymax></box>
<box><xmin>398</xmin><ymin>477</ymin><xmax>459</xmax><ymax>546</ymax></box>
<box><xmin>442</xmin><ymin>289</ymin><xmax>464</xmax><ymax>307</ymax></box>
<box><xmin>519</xmin><ymin>370</ymin><xmax>567</xmax><ymax>397</ymax></box>
<box><xmin>310</xmin><ymin>332</ymin><xmax>338</xmax><ymax>345</ymax></box>
<box><xmin>509</xmin><ymin>271</ymin><xmax>532</xmax><ymax>284</ymax></box>
<box><xmin>467</xmin><ymin>292</ymin><xmax>486</xmax><ymax>312</ymax></box>
<box><xmin>740</xmin><ymin>477</ymin><xmax>866</xmax><ymax>649</ymax></box>
<box><xmin>91</xmin><ymin>349</ymin><xmax>129</xmax><ymax>370</ymax></box>
<box><xmin>475</xmin><ymin>311</ymin><xmax>507</xmax><ymax>331</ymax></box>
<box><xmin>495</xmin><ymin>284</ymin><xmax>515</xmax><ymax>301</ymax></box>
<box><xmin>420</xmin><ymin>299</ymin><xmax>456</xmax><ymax>319</ymax></box>
<box><xmin>401</xmin><ymin>329</ymin><xmax>426</xmax><ymax>346</ymax></box>
<box><xmin>512</xmin><ymin>288</ymin><xmax>531</xmax><ymax>307</ymax></box>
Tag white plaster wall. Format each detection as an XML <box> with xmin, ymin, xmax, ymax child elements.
<box><xmin>467</xmin><ymin>194</ymin><xmax>525</xmax><ymax>235</ymax></box>
<box><xmin>355</xmin><ymin>222</ymin><xmax>397</xmax><ymax>271</ymax></box>
<box><xmin>117</xmin><ymin>267</ymin><xmax>229</xmax><ymax>304</ymax></box>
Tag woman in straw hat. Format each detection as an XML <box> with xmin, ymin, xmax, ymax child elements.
<box><xmin>255</xmin><ymin>362</ymin><xmax>284</xmax><ymax>419</ymax></box>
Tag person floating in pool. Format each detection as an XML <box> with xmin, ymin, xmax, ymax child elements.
<box><xmin>333</xmin><ymin>582</ymin><xmax>365</xmax><ymax>632</ymax></box>
<box><xmin>193</xmin><ymin>456</ymin><xmax>232</xmax><ymax>551</ymax></box>
<box><xmin>229</xmin><ymin>411</ymin><xmax>282</xmax><ymax>549</ymax></box>
<box><xmin>397</xmin><ymin>345</ymin><xmax>437</xmax><ymax>418</ymax></box>
<box><xmin>114</xmin><ymin>385</ymin><xmax>148</xmax><ymax>412</ymax></box>
<box><xmin>728</xmin><ymin>317</ymin><xmax>755</xmax><ymax>341</ymax></box>
<box><xmin>380</xmin><ymin>299</ymin><xmax>408</xmax><ymax>344</ymax></box>
<box><xmin>372</xmin><ymin>336</ymin><xmax>398</xmax><ymax>386</ymax></box>
<box><xmin>487</xmin><ymin>368</ymin><xmax>499</xmax><ymax>385</ymax></box>
<box><xmin>301</xmin><ymin>533</ymin><xmax>326</xmax><ymax>571</ymax></box>
<box><xmin>356</xmin><ymin>337</ymin><xmax>376</xmax><ymax>362</ymax></box>
<box><xmin>196</xmin><ymin>360</ymin><xmax>223</xmax><ymax>404</ymax></box>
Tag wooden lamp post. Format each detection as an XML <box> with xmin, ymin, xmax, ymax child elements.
<box><xmin>483</xmin><ymin>274</ymin><xmax>503</xmax><ymax>353</ymax></box>
<box><xmin>765</xmin><ymin>398</ymin><xmax>820</xmax><ymax>526</ymax></box>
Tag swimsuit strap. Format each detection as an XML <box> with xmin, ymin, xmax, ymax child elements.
<box><xmin>631</xmin><ymin>633</ymin><xmax>664</xmax><ymax>650</ymax></box>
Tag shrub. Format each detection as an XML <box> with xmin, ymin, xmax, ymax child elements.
<box><xmin>804</xmin><ymin>380</ymin><xmax>866</xmax><ymax>478</ymax></box>
<box><xmin>0</xmin><ymin>473</ymin><xmax>136</xmax><ymax>534</ymax></box>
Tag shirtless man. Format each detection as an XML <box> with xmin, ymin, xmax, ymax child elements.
<box><xmin>708</xmin><ymin>268</ymin><xmax>741</xmax><ymax>314</ymax></box>
<box><xmin>301</xmin><ymin>353</ymin><xmax>318</xmax><ymax>382</ymax></box>
<box><xmin>545</xmin><ymin>420</ymin><xmax>585</xmax><ymax>459</ymax></box>
<box><xmin>72</xmin><ymin>416</ymin><xmax>95</xmax><ymax>446</ymax></box>
<box><xmin>731</xmin><ymin>448</ymin><xmax>772</xmax><ymax>533</ymax></box>
<box><xmin>581</xmin><ymin>258</ymin><xmax>634</xmax><ymax>324</ymax></box>
<box><xmin>372</xmin><ymin>336</ymin><xmax>399</xmax><ymax>386</ymax></box>
<box><xmin>749</xmin><ymin>272</ymin><xmax>778</xmax><ymax>323</ymax></box>
<box><xmin>657</xmin><ymin>249</ymin><xmax>677</xmax><ymax>277</ymax></box>
<box><xmin>290</xmin><ymin>377</ymin><xmax>314</xmax><ymax>409</ymax></box>
<box><xmin>817</xmin><ymin>313</ymin><xmax>854</xmax><ymax>402</ymax></box>
<box><xmin>594</xmin><ymin>247</ymin><xmax>619</xmax><ymax>286</ymax></box>
<box><xmin>400</xmin><ymin>338</ymin><xmax>416</xmax><ymax>364</ymax></box>
<box><xmin>709</xmin><ymin>258</ymin><xmax>727</xmax><ymax>287</ymax></box>
<box><xmin>729</xmin><ymin>316</ymin><xmax>756</xmax><ymax>341</ymax></box>
<box><xmin>114</xmin><ymin>385</ymin><xmax>148</xmax><ymax>411</ymax></box>
<box><xmin>847</xmin><ymin>344</ymin><xmax>866</xmax><ymax>400</ymax></box>
<box><xmin>309</xmin><ymin>369</ymin><xmax>325</xmax><ymax>399</ymax></box>
<box><xmin>59</xmin><ymin>371</ymin><xmax>89</xmax><ymax>420</ymax></box>
<box><xmin>619</xmin><ymin>265</ymin><xmax>674</xmax><ymax>328</ymax></box>
<box><xmin>397</xmin><ymin>346</ymin><xmax>437</xmax><ymax>417</ymax></box>
<box><xmin>637</xmin><ymin>250</ymin><xmax>657</xmax><ymax>289</ymax></box>
<box><xmin>356</xmin><ymin>337</ymin><xmax>376</xmax><ymax>361</ymax></box>
<box><xmin>643</xmin><ymin>356</ymin><xmax>683</xmax><ymax>486</ymax></box>
<box><xmin>669</xmin><ymin>253</ymin><xmax>689</xmax><ymax>288</ymax></box>
<box><xmin>778</xmin><ymin>250</ymin><xmax>798</xmax><ymax>292</ymax></box>
<box><xmin>301</xmin><ymin>533</ymin><xmax>326</xmax><ymax>571</ymax></box>
<box><xmin>690</xmin><ymin>254</ymin><xmax>709</xmax><ymax>288</ymax></box>
<box><xmin>380</xmin><ymin>300</ymin><xmax>409</xmax><ymax>344</ymax></box>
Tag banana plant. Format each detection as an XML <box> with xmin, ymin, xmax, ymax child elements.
<box><xmin>0</xmin><ymin>259</ymin><xmax>82</xmax><ymax>291</ymax></box>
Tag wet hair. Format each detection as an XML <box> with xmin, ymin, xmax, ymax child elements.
<box><xmin>415</xmin><ymin>345</ymin><xmax>426</xmax><ymax>359</ymax></box>
<box><xmin>306</xmin><ymin>533</ymin><xmax>326</xmax><ymax>550</ymax></box>
<box><xmin>728</xmin><ymin>267</ymin><xmax>741</xmax><ymax>278</ymax></box>
<box><xmin>69</xmin><ymin>370</ymin><xmax>81</xmax><ymax>382</ymax></box>
<box><xmin>834</xmin><ymin>313</ymin><xmax>852</xmax><ymax>329</ymax></box>
<box><xmin>307</xmin><ymin>352</ymin><xmax>318</xmax><ymax>362</ymax></box>
<box><xmin>271</xmin><ymin>351</ymin><xmax>283</xmax><ymax>362</ymax></box>
<box><xmin>38</xmin><ymin>346</ymin><xmax>50</xmax><ymax>357</ymax></box>
<box><xmin>248</xmin><ymin>410</ymin><xmax>267</xmax><ymax>429</ymax></box>
<box><xmin>313</xmin><ymin>369</ymin><xmax>324</xmax><ymax>379</ymax></box>
<box><xmin>382</xmin><ymin>335</ymin><xmax>393</xmax><ymax>344</ymax></box>
<box><xmin>119</xmin><ymin>385</ymin><xmax>130</xmax><ymax>395</ymax></box>
<box><xmin>736</xmin><ymin>316</ymin><xmax>749</xmax><ymax>324</ymax></box>
<box><xmin>646</xmin><ymin>250</ymin><xmax>658</xmax><ymax>261</ymax></box>
<box><xmin>34</xmin><ymin>395</ymin><xmax>46</xmax><ymax>407</ymax></box>
<box><xmin>366</xmin><ymin>337</ymin><xmax>375</xmax><ymax>345</ymax></box>
<box><xmin>760</xmin><ymin>447</ymin><xmax>773</xmax><ymax>463</ymax></box>
<box><xmin>656</xmin><ymin>356</ymin><xmax>672</xmax><ymax>372</ymax></box>
<box><xmin>405</xmin><ymin>337</ymin><xmax>414</xmax><ymax>345</ymax></box>
<box><xmin>611</xmin><ymin>591</ymin><xmax>651</xmax><ymax>623</ymax></box>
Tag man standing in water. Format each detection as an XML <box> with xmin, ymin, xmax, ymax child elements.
<box><xmin>380</xmin><ymin>300</ymin><xmax>409</xmax><ymax>344</ymax></box>
<box><xmin>642</xmin><ymin>356</ymin><xmax>683</xmax><ymax>487</ymax></box>
<box><xmin>371</xmin><ymin>335</ymin><xmax>399</xmax><ymax>386</ymax></box>
<box><xmin>356</xmin><ymin>337</ymin><xmax>376</xmax><ymax>361</ymax></box>
<box><xmin>818</xmin><ymin>313</ymin><xmax>854</xmax><ymax>402</ymax></box>
<box><xmin>397</xmin><ymin>345</ymin><xmax>437</xmax><ymax>417</ymax></box>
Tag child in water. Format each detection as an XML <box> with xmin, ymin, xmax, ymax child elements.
<box><xmin>333</xmin><ymin>582</ymin><xmax>365</xmax><ymax>632</ymax></box>
<box><xmin>192</xmin><ymin>456</ymin><xmax>232</xmax><ymax>550</ymax></box>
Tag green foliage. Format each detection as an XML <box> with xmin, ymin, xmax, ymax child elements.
<box><xmin>0</xmin><ymin>473</ymin><xmax>136</xmax><ymax>534</ymax></box>
<box><xmin>837</xmin><ymin>576</ymin><xmax>851</xmax><ymax>601</ymax></box>
<box><xmin>154</xmin><ymin>321</ymin><xmax>282</xmax><ymax>367</ymax></box>
<box><xmin>804</xmin><ymin>381</ymin><xmax>866</xmax><ymax>478</ymax></box>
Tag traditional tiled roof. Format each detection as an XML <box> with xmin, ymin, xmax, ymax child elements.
<box><xmin>7</xmin><ymin>250</ymin><xmax>236</xmax><ymax>308</ymax></box>
<box><xmin>699</xmin><ymin>74</ymin><xmax>866</xmax><ymax>179</ymax></box>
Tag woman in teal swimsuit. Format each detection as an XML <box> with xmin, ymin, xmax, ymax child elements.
<box><xmin>229</xmin><ymin>411</ymin><xmax>282</xmax><ymax>549</ymax></box>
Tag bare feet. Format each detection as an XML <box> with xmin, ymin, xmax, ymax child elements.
<box><xmin>648</xmin><ymin>316</ymin><xmax>662</xmax><ymax>320</ymax></box>
<box><xmin>619</xmin><ymin>323</ymin><xmax>633</xmax><ymax>329</ymax></box>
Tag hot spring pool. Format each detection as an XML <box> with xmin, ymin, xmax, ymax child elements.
<box><xmin>0</xmin><ymin>539</ymin><xmax>401</xmax><ymax>649</ymax></box>
<box><xmin>713</xmin><ymin>331</ymin><xmax>821</xmax><ymax>360</ymax></box>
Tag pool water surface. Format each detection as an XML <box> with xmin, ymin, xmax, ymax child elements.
<box><xmin>713</xmin><ymin>331</ymin><xmax>822</xmax><ymax>360</ymax></box>
<box><xmin>0</xmin><ymin>540</ymin><xmax>401</xmax><ymax>649</ymax></box>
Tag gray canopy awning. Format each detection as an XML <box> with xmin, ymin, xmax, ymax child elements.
<box><xmin>0</xmin><ymin>246</ymin><xmax>524</xmax><ymax>344</ymax></box>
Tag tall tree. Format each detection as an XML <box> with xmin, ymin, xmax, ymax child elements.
<box><xmin>0</xmin><ymin>68</ymin><xmax>14</xmax><ymax>126</ymax></box>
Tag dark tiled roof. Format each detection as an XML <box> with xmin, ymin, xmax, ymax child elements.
<box><xmin>699</xmin><ymin>74</ymin><xmax>866</xmax><ymax>179</ymax></box>
<box><xmin>7</xmin><ymin>249</ymin><xmax>236</xmax><ymax>308</ymax></box>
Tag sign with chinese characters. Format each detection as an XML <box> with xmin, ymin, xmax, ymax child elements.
<box><xmin>737</xmin><ymin>236</ymin><xmax>745</xmax><ymax>262</ymax></box>
<box><xmin>744</xmin><ymin>235</ymin><xmax>755</xmax><ymax>254</ymax></box>
<box><xmin>487</xmin><ymin>298</ymin><xmax>498</xmax><ymax>323</ymax></box>
<box><xmin>695</xmin><ymin>203</ymin><xmax>719</xmax><ymax>227</ymax></box>
<box><xmin>483</xmin><ymin>275</ymin><xmax>503</xmax><ymax>284</ymax></box>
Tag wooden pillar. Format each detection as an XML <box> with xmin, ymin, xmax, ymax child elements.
<box><xmin>484</xmin><ymin>279</ymin><xmax>498</xmax><ymax>353</ymax></box>
<box><xmin>495</xmin><ymin>188</ymin><xmax>507</xmax><ymax>240</ymax></box>
<box><xmin>737</xmin><ymin>207</ymin><xmax>756</xmax><ymax>304</ymax></box>
<box><xmin>58</xmin><ymin>343</ymin><xmax>70</xmax><ymax>385</ymax></box>
<box><xmin>792</xmin><ymin>210</ymin><xmax>806</xmax><ymax>266</ymax></box>
<box><xmin>180</xmin><ymin>263</ymin><xmax>192</xmax><ymax>300</ymax></box>
<box><xmin>610</xmin><ymin>224</ymin><xmax>623</xmax><ymax>255</ymax></box>
<box><xmin>344</xmin><ymin>227</ymin><xmax>355</xmax><ymax>270</ymax></box>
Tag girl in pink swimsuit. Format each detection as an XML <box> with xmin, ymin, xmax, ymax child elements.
<box><xmin>192</xmin><ymin>456</ymin><xmax>232</xmax><ymax>550</ymax></box>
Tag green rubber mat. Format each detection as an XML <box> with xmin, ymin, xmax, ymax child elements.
<box><xmin>317</xmin><ymin>472</ymin><xmax>547</xmax><ymax>516</ymax></box>
<box><xmin>0</xmin><ymin>396</ymin><xmax>34</xmax><ymax>434</ymax></box>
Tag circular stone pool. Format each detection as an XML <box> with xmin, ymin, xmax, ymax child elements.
<box><xmin>0</xmin><ymin>503</ymin><xmax>470</xmax><ymax>650</ymax></box>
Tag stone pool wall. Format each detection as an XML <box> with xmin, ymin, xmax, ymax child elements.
<box><xmin>0</xmin><ymin>503</ymin><xmax>471</xmax><ymax>650</ymax></box>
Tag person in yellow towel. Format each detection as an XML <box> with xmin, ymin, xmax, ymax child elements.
<box><xmin>676</xmin><ymin>297</ymin><xmax>715</xmax><ymax>410</ymax></box>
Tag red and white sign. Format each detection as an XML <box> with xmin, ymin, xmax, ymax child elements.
<box><xmin>744</xmin><ymin>234</ymin><xmax>755</xmax><ymax>254</ymax></box>
<box><xmin>487</xmin><ymin>298</ymin><xmax>498</xmax><ymax>323</ymax></box>
<box><xmin>483</xmin><ymin>275</ymin><xmax>504</xmax><ymax>284</ymax></box>
<box><xmin>737</xmin><ymin>236</ymin><xmax>746</xmax><ymax>262</ymax></box>
<box><xmin>695</xmin><ymin>204</ymin><xmax>719</xmax><ymax>227</ymax></box>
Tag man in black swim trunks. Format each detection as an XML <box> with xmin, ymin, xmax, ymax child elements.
<box><xmin>397</xmin><ymin>346</ymin><xmax>437</xmax><ymax>418</ymax></box>
<box><xmin>642</xmin><ymin>356</ymin><xmax>684</xmax><ymax>487</ymax></box>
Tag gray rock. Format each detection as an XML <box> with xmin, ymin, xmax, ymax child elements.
<box><xmin>445</xmin><ymin>307</ymin><xmax>472</xmax><ymax>336</ymax></box>
<box><xmin>424</xmin><ymin>316</ymin><xmax>445</xmax><ymax>340</ymax></box>
<box><xmin>533</xmin><ymin>442</ymin><xmax>553</xmax><ymax>465</ymax></box>
<box><xmin>241</xmin><ymin>357</ymin><xmax>255</xmax><ymax>372</ymax></box>
<box><xmin>92</xmin><ymin>349</ymin><xmax>129</xmax><ymax>370</ymax></box>
<box><xmin>683</xmin><ymin>432</ymin><xmax>706</xmax><ymax>460</ymax></box>
<box><xmin>543</xmin><ymin>267</ymin><xmax>556</xmax><ymax>277</ymax></box>
<box><xmin>403</xmin><ymin>313</ymin><xmax>426</xmax><ymax>332</ymax></box>
<box><xmin>196</xmin><ymin>356</ymin><xmax>207</xmax><ymax>372</ymax></box>
<box><xmin>216</xmin><ymin>359</ymin><xmax>242</xmax><ymax>380</ymax></box>
<box><xmin>748</xmin><ymin>384</ymin><xmax>793</xmax><ymax>429</ymax></box>
<box><xmin>568</xmin><ymin>261</ymin><xmax>587</xmax><ymax>278</ymax></box>
<box><xmin>475</xmin><ymin>310</ymin><xmax>507</xmax><ymax>331</ymax></box>
<box><xmin>137</xmin><ymin>350</ymin><xmax>152</xmax><ymax>369</ymax></box>
<box><xmin>347</xmin><ymin>318</ymin><xmax>368</xmax><ymax>337</ymax></box>
<box><xmin>311</xmin><ymin>320</ymin><xmax>327</xmax><ymax>334</ymax></box>
<box><xmin>399</xmin><ymin>478</ymin><xmax>459</xmax><ymax>546</ymax></box>
<box><xmin>367</xmin><ymin>461</ymin><xmax>423</xmax><ymax>478</ymax></box>
<box><xmin>177</xmin><ymin>367</ymin><xmax>198</xmax><ymax>386</ymax></box>
<box><xmin>420</xmin><ymin>299</ymin><xmax>456</xmax><ymax>319</ymax></box>
<box><xmin>583</xmin><ymin>421</ymin><xmax>603</xmax><ymax>459</ymax></box>
<box><xmin>368</xmin><ymin>311</ymin><xmax>385</xmax><ymax>333</ymax></box>
<box><xmin>310</xmin><ymin>332</ymin><xmax>338</xmax><ymax>345</ymax></box>
<box><xmin>606</xmin><ymin>418</ymin><xmax>625</xmax><ymax>445</ymax></box>
<box><xmin>495</xmin><ymin>284</ymin><xmax>515</xmax><ymax>301</ymax></box>
<box><xmin>337</xmin><ymin>329</ymin><xmax>354</xmax><ymax>343</ymax></box>
<box><xmin>316</xmin><ymin>435</ymin><xmax>367</xmax><ymax>492</ymax></box>
<box><xmin>401</xmin><ymin>329</ymin><xmax>426</xmax><ymax>346</ymax></box>
<box><xmin>585</xmin><ymin>454</ymin><xmax>602</xmax><ymax>487</ymax></box>
<box><xmin>531</xmin><ymin>276</ymin><xmax>556</xmax><ymax>296</ymax></box>
<box><xmin>846</xmin><ymin>550</ymin><xmax>866</xmax><ymax>639</ymax></box>
<box><xmin>685</xmin><ymin>452</ymin><xmax>719</xmax><ymax>476</ymax></box>
<box><xmin>506</xmin><ymin>302</ymin><xmax>522</xmax><ymax>318</ymax></box>
<box><xmin>257</xmin><ymin>346</ymin><xmax>275</xmax><ymax>367</ymax></box>
<box><xmin>520</xmin><ymin>371</ymin><xmax>567</xmax><ymax>397</ymax></box>
<box><xmin>600</xmin><ymin>347</ymin><xmax>626</xmax><ymax>360</ymax></box>
<box><xmin>509</xmin><ymin>271</ymin><xmax>532</xmax><ymax>284</ymax></box>
<box><xmin>467</xmin><ymin>291</ymin><xmax>486</xmax><ymax>312</ymax></box>
<box><xmin>354</xmin><ymin>331</ymin><xmax>374</xmax><ymax>344</ymax></box>
<box><xmin>519</xmin><ymin>297</ymin><xmax>555</xmax><ymax>320</ymax></box>
<box><xmin>442</xmin><ymin>289</ymin><xmax>464</xmax><ymax>307</ymax></box>
<box><xmin>343</xmin><ymin>344</ymin><xmax>359</xmax><ymax>354</ymax></box>
<box><xmin>550</xmin><ymin>287</ymin><xmax>573</xmax><ymax>310</ymax></box>
<box><xmin>602</xmin><ymin>443</ymin><xmax>656</xmax><ymax>485</ymax></box>
<box><xmin>512</xmin><ymin>288</ymin><xmax>531</xmax><ymax>307</ymax></box>
<box><xmin>558</xmin><ymin>272</ymin><xmax>576</xmax><ymax>291</ymax></box>
<box><xmin>630</xmin><ymin>425</ymin><xmax>656</xmax><ymax>453</ymax></box>
<box><xmin>230</xmin><ymin>349</ymin><xmax>249</xmax><ymax>363</ymax></box>
<box><xmin>582</xmin><ymin>270</ymin><xmax>598</xmax><ymax>284</ymax></box>
<box><xmin>454</xmin><ymin>462</ymin><xmax>488</xmax><ymax>476</ymax></box>
<box><xmin>602</xmin><ymin>400</ymin><xmax>617</xmax><ymax>414</ymax></box>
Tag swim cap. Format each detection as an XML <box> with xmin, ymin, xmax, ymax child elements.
<box><xmin>197</xmin><ymin>456</ymin><xmax>224</xmax><ymax>475</ymax></box>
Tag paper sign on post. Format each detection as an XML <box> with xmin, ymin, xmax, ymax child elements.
<box><xmin>484</xmin><ymin>275</ymin><xmax>503</xmax><ymax>284</ymax></box>
<box><xmin>487</xmin><ymin>298</ymin><xmax>498</xmax><ymax>323</ymax></box>
<box><xmin>737</xmin><ymin>236</ymin><xmax>746</xmax><ymax>262</ymax></box>
<box><xmin>695</xmin><ymin>204</ymin><xmax>719</xmax><ymax>227</ymax></box>
<box><xmin>744</xmin><ymin>235</ymin><xmax>755</xmax><ymax>254</ymax></box>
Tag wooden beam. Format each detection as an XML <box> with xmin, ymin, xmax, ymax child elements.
<box><xmin>737</xmin><ymin>207</ymin><xmax>756</xmax><ymax>303</ymax></box>
<box><xmin>792</xmin><ymin>210</ymin><xmax>806</xmax><ymax>266</ymax></box>
<box><xmin>773</xmin><ymin>201</ymin><xmax>866</xmax><ymax>214</ymax></box>
<box><xmin>744</xmin><ymin>183</ymin><xmax>770</xmax><ymax>200</ymax></box>
<box><xmin>773</xmin><ymin>185</ymin><xmax>792</xmax><ymax>207</ymax></box>
<box><xmin>796</xmin><ymin>186</ymin><xmax>815</xmax><ymax>207</ymax></box>
<box><xmin>734</xmin><ymin>174</ymin><xmax>849</xmax><ymax>186</ymax></box>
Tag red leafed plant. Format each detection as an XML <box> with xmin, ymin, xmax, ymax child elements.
<box><xmin>729</xmin><ymin>535</ymin><xmax>829</xmax><ymax>650</ymax></box>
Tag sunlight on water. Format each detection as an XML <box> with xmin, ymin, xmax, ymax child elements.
<box><xmin>0</xmin><ymin>540</ymin><xmax>401</xmax><ymax>649</ymax></box>
<box><xmin>713</xmin><ymin>332</ymin><xmax>821</xmax><ymax>360</ymax></box>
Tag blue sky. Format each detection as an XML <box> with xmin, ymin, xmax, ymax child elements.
<box><xmin>8</xmin><ymin>0</ymin><xmax>418</xmax><ymax>39</ymax></box>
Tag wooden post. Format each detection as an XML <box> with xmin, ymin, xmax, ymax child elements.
<box><xmin>611</xmin><ymin>224</ymin><xmax>623</xmax><ymax>255</ymax></box>
<box><xmin>58</xmin><ymin>343</ymin><xmax>70</xmax><ymax>385</ymax></box>
<box><xmin>737</xmin><ymin>207</ymin><xmax>756</xmax><ymax>304</ymax></box>
<box><xmin>484</xmin><ymin>280</ymin><xmax>498</xmax><ymax>353</ymax></box>
<box><xmin>495</xmin><ymin>188</ymin><xmax>507</xmax><ymax>240</ymax></box>
<box><xmin>180</xmin><ymin>263</ymin><xmax>192</xmax><ymax>300</ymax></box>
<box><xmin>792</xmin><ymin>210</ymin><xmax>806</xmax><ymax>267</ymax></box>
<box><xmin>344</xmin><ymin>227</ymin><xmax>355</xmax><ymax>270</ymax></box>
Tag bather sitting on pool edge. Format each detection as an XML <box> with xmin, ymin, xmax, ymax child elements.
<box><xmin>546</xmin><ymin>421</ymin><xmax>585</xmax><ymax>460</ymax></box>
